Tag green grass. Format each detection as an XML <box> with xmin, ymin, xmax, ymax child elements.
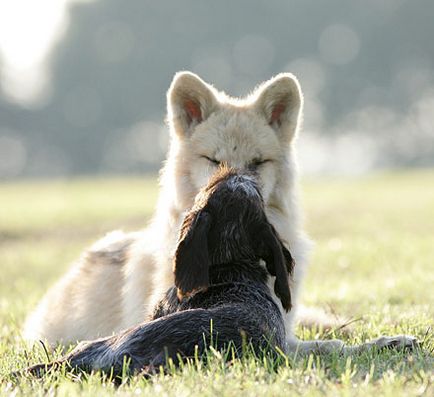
<box><xmin>0</xmin><ymin>170</ymin><xmax>433</xmax><ymax>396</ymax></box>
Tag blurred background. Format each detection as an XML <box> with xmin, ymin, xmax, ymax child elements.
<box><xmin>1</xmin><ymin>0</ymin><xmax>433</xmax><ymax>179</ymax></box>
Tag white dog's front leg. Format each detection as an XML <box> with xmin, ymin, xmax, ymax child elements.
<box><xmin>286</xmin><ymin>334</ymin><xmax>418</xmax><ymax>356</ymax></box>
<box><xmin>344</xmin><ymin>335</ymin><xmax>419</xmax><ymax>354</ymax></box>
<box><xmin>286</xmin><ymin>336</ymin><xmax>345</xmax><ymax>355</ymax></box>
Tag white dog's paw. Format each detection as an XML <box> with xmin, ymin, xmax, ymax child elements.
<box><xmin>369</xmin><ymin>335</ymin><xmax>419</xmax><ymax>350</ymax></box>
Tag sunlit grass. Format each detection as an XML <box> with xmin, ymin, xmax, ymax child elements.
<box><xmin>0</xmin><ymin>176</ymin><xmax>158</xmax><ymax>235</ymax></box>
<box><xmin>0</xmin><ymin>170</ymin><xmax>433</xmax><ymax>396</ymax></box>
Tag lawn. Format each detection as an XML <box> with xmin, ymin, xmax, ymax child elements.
<box><xmin>0</xmin><ymin>170</ymin><xmax>433</xmax><ymax>396</ymax></box>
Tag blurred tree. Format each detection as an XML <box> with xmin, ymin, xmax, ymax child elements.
<box><xmin>0</xmin><ymin>0</ymin><xmax>433</xmax><ymax>177</ymax></box>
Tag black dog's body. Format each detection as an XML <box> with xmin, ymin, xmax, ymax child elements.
<box><xmin>25</xmin><ymin>168</ymin><xmax>293</xmax><ymax>377</ymax></box>
<box><xmin>50</xmin><ymin>272</ymin><xmax>285</xmax><ymax>375</ymax></box>
<box><xmin>152</xmin><ymin>263</ymin><xmax>286</xmax><ymax>354</ymax></box>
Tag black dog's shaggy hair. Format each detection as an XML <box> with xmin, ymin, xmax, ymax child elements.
<box><xmin>24</xmin><ymin>167</ymin><xmax>294</xmax><ymax>377</ymax></box>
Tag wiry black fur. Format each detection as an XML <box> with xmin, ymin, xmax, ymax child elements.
<box><xmin>23</xmin><ymin>167</ymin><xmax>294</xmax><ymax>378</ymax></box>
<box><xmin>174</xmin><ymin>167</ymin><xmax>294</xmax><ymax>308</ymax></box>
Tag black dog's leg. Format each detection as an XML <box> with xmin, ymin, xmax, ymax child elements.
<box><xmin>26</xmin><ymin>306</ymin><xmax>272</xmax><ymax>378</ymax></box>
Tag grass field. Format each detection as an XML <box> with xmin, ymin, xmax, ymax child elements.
<box><xmin>0</xmin><ymin>170</ymin><xmax>433</xmax><ymax>396</ymax></box>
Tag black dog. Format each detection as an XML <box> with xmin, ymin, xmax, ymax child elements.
<box><xmin>24</xmin><ymin>167</ymin><xmax>294</xmax><ymax>377</ymax></box>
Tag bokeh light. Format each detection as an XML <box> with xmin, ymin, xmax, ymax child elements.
<box><xmin>318</xmin><ymin>24</ymin><xmax>360</xmax><ymax>65</ymax></box>
<box><xmin>0</xmin><ymin>0</ymin><xmax>93</xmax><ymax>107</ymax></box>
<box><xmin>0</xmin><ymin>133</ymin><xmax>27</xmax><ymax>177</ymax></box>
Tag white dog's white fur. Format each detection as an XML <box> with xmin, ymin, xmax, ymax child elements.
<box><xmin>24</xmin><ymin>72</ymin><xmax>416</xmax><ymax>353</ymax></box>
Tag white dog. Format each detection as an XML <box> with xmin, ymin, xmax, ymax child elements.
<box><xmin>24</xmin><ymin>72</ymin><xmax>416</xmax><ymax>353</ymax></box>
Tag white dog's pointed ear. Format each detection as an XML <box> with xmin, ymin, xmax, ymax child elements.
<box><xmin>167</xmin><ymin>71</ymin><xmax>218</xmax><ymax>137</ymax></box>
<box><xmin>253</xmin><ymin>73</ymin><xmax>303</xmax><ymax>142</ymax></box>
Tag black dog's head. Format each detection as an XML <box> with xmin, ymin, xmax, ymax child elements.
<box><xmin>173</xmin><ymin>167</ymin><xmax>294</xmax><ymax>311</ymax></box>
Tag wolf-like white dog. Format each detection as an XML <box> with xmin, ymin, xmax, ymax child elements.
<box><xmin>24</xmin><ymin>72</ymin><xmax>416</xmax><ymax>353</ymax></box>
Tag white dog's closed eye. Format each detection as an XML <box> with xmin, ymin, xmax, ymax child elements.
<box><xmin>201</xmin><ymin>155</ymin><xmax>221</xmax><ymax>167</ymax></box>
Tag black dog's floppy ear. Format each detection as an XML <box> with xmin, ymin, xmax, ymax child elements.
<box><xmin>174</xmin><ymin>211</ymin><xmax>212</xmax><ymax>300</ymax></box>
<box><xmin>261</xmin><ymin>224</ymin><xmax>294</xmax><ymax>312</ymax></box>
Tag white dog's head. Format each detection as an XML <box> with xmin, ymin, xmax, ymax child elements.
<box><xmin>165</xmin><ymin>71</ymin><xmax>303</xmax><ymax>209</ymax></box>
